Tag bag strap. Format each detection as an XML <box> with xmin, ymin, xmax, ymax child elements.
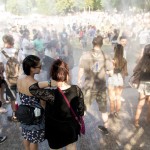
<box><xmin>57</xmin><ymin>87</ymin><xmax>80</xmax><ymax>124</ymax></box>
<box><xmin>1</xmin><ymin>47</ymin><xmax>19</xmax><ymax>59</ymax></box>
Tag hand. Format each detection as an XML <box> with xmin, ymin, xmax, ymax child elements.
<box><xmin>51</xmin><ymin>80</ymin><xmax>57</xmax><ymax>87</ymax></box>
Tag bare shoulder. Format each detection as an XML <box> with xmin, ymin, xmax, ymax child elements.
<box><xmin>17</xmin><ymin>75</ymin><xmax>37</xmax><ymax>95</ymax></box>
<box><xmin>18</xmin><ymin>74</ymin><xmax>26</xmax><ymax>80</ymax></box>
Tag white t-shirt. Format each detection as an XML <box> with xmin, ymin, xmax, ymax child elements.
<box><xmin>22</xmin><ymin>38</ymin><xmax>32</xmax><ymax>55</ymax></box>
<box><xmin>3</xmin><ymin>47</ymin><xmax>16</xmax><ymax>57</ymax></box>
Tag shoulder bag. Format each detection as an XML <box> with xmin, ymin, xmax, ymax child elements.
<box><xmin>57</xmin><ymin>87</ymin><xmax>85</xmax><ymax>135</ymax></box>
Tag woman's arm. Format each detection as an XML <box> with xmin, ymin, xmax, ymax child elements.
<box><xmin>29</xmin><ymin>82</ymin><xmax>55</xmax><ymax>103</ymax></box>
<box><xmin>122</xmin><ymin>60</ymin><xmax>128</xmax><ymax>78</ymax></box>
<box><xmin>76</xmin><ymin>85</ymin><xmax>85</xmax><ymax>116</ymax></box>
<box><xmin>38</xmin><ymin>80</ymin><xmax>57</xmax><ymax>88</ymax></box>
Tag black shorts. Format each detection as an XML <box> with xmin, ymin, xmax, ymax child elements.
<box><xmin>6</xmin><ymin>84</ymin><xmax>17</xmax><ymax>101</ymax></box>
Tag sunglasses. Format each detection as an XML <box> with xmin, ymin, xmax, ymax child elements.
<box><xmin>34</xmin><ymin>65</ymin><xmax>42</xmax><ymax>69</ymax></box>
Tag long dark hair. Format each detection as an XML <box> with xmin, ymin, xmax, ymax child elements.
<box><xmin>23</xmin><ymin>55</ymin><xmax>40</xmax><ymax>75</ymax></box>
<box><xmin>114</xmin><ymin>44</ymin><xmax>126</xmax><ymax>68</ymax></box>
<box><xmin>134</xmin><ymin>44</ymin><xmax>150</xmax><ymax>73</ymax></box>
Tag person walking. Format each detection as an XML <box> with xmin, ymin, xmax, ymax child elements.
<box><xmin>1</xmin><ymin>34</ymin><xmax>21</xmax><ymax>121</ymax></box>
<box><xmin>133</xmin><ymin>44</ymin><xmax>150</xmax><ymax>127</ymax></box>
<box><xmin>78</xmin><ymin>35</ymin><xmax>113</xmax><ymax>135</ymax></box>
<box><xmin>107</xmin><ymin>44</ymin><xmax>128</xmax><ymax>118</ymax></box>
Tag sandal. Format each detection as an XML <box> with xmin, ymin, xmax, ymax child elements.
<box><xmin>7</xmin><ymin>116</ymin><xmax>18</xmax><ymax>122</ymax></box>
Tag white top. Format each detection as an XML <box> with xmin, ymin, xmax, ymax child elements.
<box><xmin>22</xmin><ymin>38</ymin><xmax>33</xmax><ymax>55</ymax></box>
<box><xmin>3</xmin><ymin>47</ymin><xmax>17</xmax><ymax>57</ymax></box>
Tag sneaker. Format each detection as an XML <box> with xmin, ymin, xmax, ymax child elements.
<box><xmin>0</xmin><ymin>107</ymin><xmax>8</xmax><ymax>113</ymax></box>
<box><xmin>7</xmin><ymin>116</ymin><xmax>18</xmax><ymax>122</ymax></box>
<box><xmin>98</xmin><ymin>125</ymin><xmax>109</xmax><ymax>135</ymax></box>
<box><xmin>0</xmin><ymin>136</ymin><xmax>7</xmax><ymax>144</ymax></box>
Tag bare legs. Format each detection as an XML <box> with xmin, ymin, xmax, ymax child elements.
<box><xmin>115</xmin><ymin>87</ymin><xmax>122</xmax><ymax>113</ymax></box>
<box><xmin>66</xmin><ymin>142</ymin><xmax>77</xmax><ymax>150</ymax></box>
<box><xmin>134</xmin><ymin>93</ymin><xmax>149</xmax><ymax>127</ymax></box>
<box><xmin>102</xmin><ymin>112</ymin><xmax>108</xmax><ymax>128</ymax></box>
<box><xmin>23</xmin><ymin>139</ymin><xmax>38</xmax><ymax>150</ymax></box>
<box><xmin>108</xmin><ymin>86</ymin><xmax>123</xmax><ymax>115</ymax></box>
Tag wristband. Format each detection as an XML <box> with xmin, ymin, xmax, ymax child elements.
<box><xmin>48</xmin><ymin>80</ymin><xmax>51</xmax><ymax>87</ymax></box>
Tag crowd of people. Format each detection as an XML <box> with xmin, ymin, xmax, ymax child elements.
<box><xmin>0</xmin><ymin>11</ymin><xmax>149</xmax><ymax>149</ymax></box>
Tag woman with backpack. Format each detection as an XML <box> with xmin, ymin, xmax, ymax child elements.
<box><xmin>107</xmin><ymin>44</ymin><xmax>128</xmax><ymax>118</ymax></box>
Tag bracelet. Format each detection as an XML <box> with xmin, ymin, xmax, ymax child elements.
<box><xmin>48</xmin><ymin>80</ymin><xmax>51</xmax><ymax>87</ymax></box>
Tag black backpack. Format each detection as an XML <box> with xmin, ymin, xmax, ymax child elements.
<box><xmin>16</xmin><ymin>104</ymin><xmax>44</xmax><ymax>125</ymax></box>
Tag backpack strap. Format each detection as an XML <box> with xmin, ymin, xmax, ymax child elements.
<box><xmin>0</xmin><ymin>48</ymin><xmax>10</xmax><ymax>59</ymax></box>
<box><xmin>0</xmin><ymin>47</ymin><xmax>19</xmax><ymax>59</ymax></box>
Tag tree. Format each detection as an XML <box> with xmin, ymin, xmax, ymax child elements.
<box><xmin>55</xmin><ymin>0</ymin><xmax>74</xmax><ymax>14</ymax></box>
<box><xmin>135</xmin><ymin>0</ymin><xmax>150</xmax><ymax>11</ymax></box>
<box><xmin>6</xmin><ymin>0</ymin><xmax>32</xmax><ymax>15</ymax></box>
<box><xmin>85</xmin><ymin>0</ymin><xmax>94</xmax><ymax>10</ymax></box>
<box><xmin>93</xmin><ymin>0</ymin><xmax>102</xmax><ymax>10</ymax></box>
<box><xmin>73</xmin><ymin>0</ymin><xmax>85</xmax><ymax>12</ymax></box>
<box><xmin>35</xmin><ymin>0</ymin><xmax>52</xmax><ymax>15</ymax></box>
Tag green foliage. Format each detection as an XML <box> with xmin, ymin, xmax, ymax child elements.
<box><xmin>2</xmin><ymin>0</ymin><xmax>150</xmax><ymax>15</ymax></box>
<box><xmin>73</xmin><ymin>0</ymin><xmax>85</xmax><ymax>11</ymax></box>
<box><xmin>135</xmin><ymin>0</ymin><xmax>150</xmax><ymax>11</ymax></box>
<box><xmin>55</xmin><ymin>0</ymin><xmax>74</xmax><ymax>14</ymax></box>
<box><xmin>6</xmin><ymin>0</ymin><xmax>32</xmax><ymax>15</ymax></box>
<box><xmin>93</xmin><ymin>0</ymin><xmax>102</xmax><ymax>10</ymax></box>
<box><xmin>35</xmin><ymin>0</ymin><xmax>51</xmax><ymax>15</ymax></box>
<box><xmin>85</xmin><ymin>0</ymin><xmax>94</xmax><ymax>9</ymax></box>
<box><xmin>6</xmin><ymin>0</ymin><xmax>17</xmax><ymax>14</ymax></box>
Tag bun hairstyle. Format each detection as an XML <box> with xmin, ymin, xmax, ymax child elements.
<box><xmin>50</xmin><ymin>59</ymin><xmax>69</xmax><ymax>82</ymax></box>
<box><xmin>92</xmin><ymin>35</ymin><xmax>103</xmax><ymax>47</ymax></box>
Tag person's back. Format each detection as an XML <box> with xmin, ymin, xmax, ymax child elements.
<box><xmin>79</xmin><ymin>48</ymin><xmax>112</xmax><ymax>91</ymax></box>
<box><xmin>1</xmin><ymin>34</ymin><xmax>20</xmax><ymax>122</ymax></box>
<box><xmin>21</xmin><ymin>32</ymin><xmax>34</xmax><ymax>58</ymax></box>
<box><xmin>78</xmin><ymin>35</ymin><xmax>113</xmax><ymax>135</ymax></box>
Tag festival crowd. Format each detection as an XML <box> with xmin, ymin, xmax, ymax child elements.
<box><xmin>0</xmin><ymin>11</ymin><xmax>150</xmax><ymax>150</ymax></box>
